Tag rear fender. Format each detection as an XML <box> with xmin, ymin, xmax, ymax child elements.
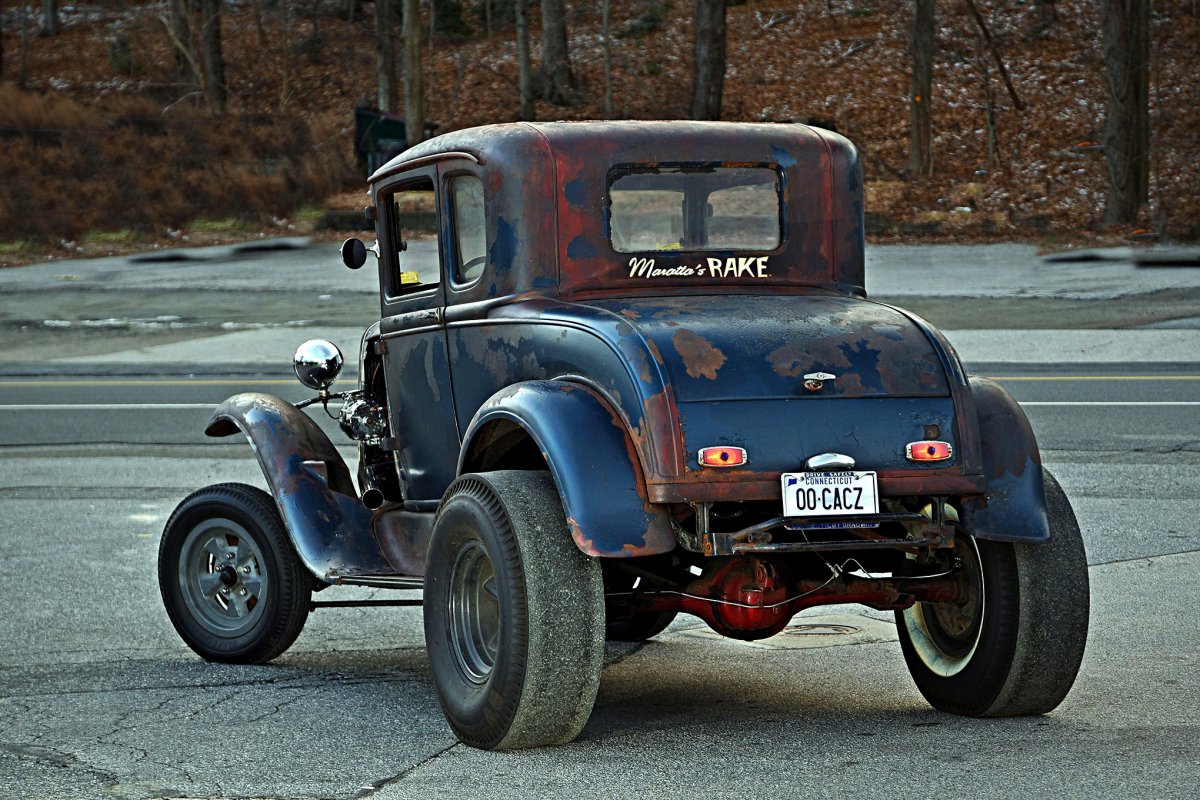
<box><xmin>959</xmin><ymin>378</ymin><xmax>1050</xmax><ymax>542</ymax></box>
<box><xmin>205</xmin><ymin>393</ymin><xmax>393</xmax><ymax>582</ymax></box>
<box><xmin>458</xmin><ymin>381</ymin><xmax>676</xmax><ymax>557</ymax></box>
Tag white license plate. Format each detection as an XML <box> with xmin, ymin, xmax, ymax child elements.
<box><xmin>781</xmin><ymin>471</ymin><xmax>879</xmax><ymax>518</ymax></box>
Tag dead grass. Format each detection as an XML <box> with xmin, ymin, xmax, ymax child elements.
<box><xmin>0</xmin><ymin>85</ymin><xmax>355</xmax><ymax>246</ymax></box>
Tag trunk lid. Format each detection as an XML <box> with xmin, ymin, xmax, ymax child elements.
<box><xmin>584</xmin><ymin>294</ymin><xmax>949</xmax><ymax>403</ymax></box>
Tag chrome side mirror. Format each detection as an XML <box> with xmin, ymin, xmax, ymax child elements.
<box><xmin>293</xmin><ymin>339</ymin><xmax>344</xmax><ymax>390</ymax></box>
<box><xmin>341</xmin><ymin>237</ymin><xmax>379</xmax><ymax>270</ymax></box>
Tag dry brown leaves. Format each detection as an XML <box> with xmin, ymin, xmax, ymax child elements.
<box><xmin>1</xmin><ymin>0</ymin><xmax>1197</xmax><ymax>252</ymax></box>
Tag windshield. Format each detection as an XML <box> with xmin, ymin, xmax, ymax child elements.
<box><xmin>608</xmin><ymin>165</ymin><xmax>782</xmax><ymax>253</ymax></box>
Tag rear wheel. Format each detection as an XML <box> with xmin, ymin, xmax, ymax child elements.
<box><xmin>896</xmin><ymin>469</ymin><xmax>1089</xmax><ymax>716</ymax></box>
<box><xmin>424</xmin><ymin>471</ymin><xmax>605</xmax><ymax>750</ymax></box>
<box><xmin>603</xmin><ymin>569</ymin><xmax>677</xmax><ymax>642</ymax></box>
<box><xmin>159</xmin><ymin>483</ymin><xmax>312</xmax><ymax>664</ymax></box>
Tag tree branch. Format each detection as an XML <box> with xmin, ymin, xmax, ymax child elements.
<box><xmin>963</xmin><ymin>0</ymin><xmax>1026</xmax><ymax>110</ymax></box>
<box><xmin>157</xmin><ymin>12</ymin><xmax>201</xmax><ymax>89</ymax></box>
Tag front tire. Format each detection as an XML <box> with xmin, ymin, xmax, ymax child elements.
<box><xmin>159</xmin><ymin>483</ymin><xmax>312</xmax><ymax>664</ymax></box>
<box><xmin>424</xmin><ymin>471</ymin><xmax>605</xmax><ymax>750</ymax></box>
<box><xmin>896</xmin><ymin>469</ymin><xmax>1089</xmax><ymax>716</ymax></box>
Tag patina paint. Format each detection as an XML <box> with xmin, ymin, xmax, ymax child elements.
<box><xmin>205</xmin><ymin>393</ymin><xmax>394</xmax><ymax>582</ymax></box>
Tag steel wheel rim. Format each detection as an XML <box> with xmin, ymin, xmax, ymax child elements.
<box><xmin>903</xmin><ymin>536</ymin><xmax>985</xmax><ymax>677</ymax></box>
<box><xmin>447</xmin><ymin>540</ymin><xmax>500</xmax><ymax>685</ymax></box>
<box><xmin>178</xmin><ymin>518</ymin><xmax>268</xmax><ymax>637</ymax></box>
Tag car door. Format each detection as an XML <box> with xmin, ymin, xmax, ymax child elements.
<box><xmin>375</xmin><ymin>168</ymin><xmax>460</xmax><ymax>504</ymax></box>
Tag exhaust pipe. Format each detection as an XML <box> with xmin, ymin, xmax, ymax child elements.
<box><xmin>360</xmin><ymin>469</ymin><xmax>385</xmax><ymax>509</ymax></box>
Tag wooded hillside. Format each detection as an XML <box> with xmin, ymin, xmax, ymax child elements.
<box><xmin>1</xmin><ymin>0</ymin><xmax>1196</xmax><ymax>260</ymax></box>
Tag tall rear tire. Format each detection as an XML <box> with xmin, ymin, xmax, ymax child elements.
<box><xmin>159</xmin><ymin>483</ymin><xmax>312</xmax><ymax>664</ymax></box>
<box><xmin>423</xmin><ymin>471</ymin><xmax>605</xmax><ymax>750</ymax></box>
<box><xmin>603</xmin><ymin>568</ymin><xmax>677</xmax><ymax>642</ymax></box>
<box><xmin>896</xmin><ymin>468</ymin><xmax>1089</xmax><ymax>716</ymax></box>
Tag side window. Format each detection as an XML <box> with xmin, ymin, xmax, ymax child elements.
<box><xmin>383</xmin><ymin>178</ymin><xmax>439</xmax><ymax>296</ymax></box>
<box><xmin>450</xmin><ymin>174</ymin><xmax>486</xmax><ymax>285</ymax></box>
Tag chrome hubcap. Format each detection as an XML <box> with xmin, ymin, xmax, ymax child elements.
<box><xmin>178</xmin><ymin>518</ymin><xmax>268</xmax><ymax>636</ymax></box>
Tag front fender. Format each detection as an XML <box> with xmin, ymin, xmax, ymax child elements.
<box><xmin>206</xmin><ymin>393</ymin><xmax>393</xmax><ymax>582</ymax></box>
<box><xmin>458</xmin><ymin>381</ymin><xmax>676</xmax><ymax>557</ymax></box>
<box><xmin>959</xmin><ymin>378</ymin><xmax>1050</xmax><ymax>542</ymax></box>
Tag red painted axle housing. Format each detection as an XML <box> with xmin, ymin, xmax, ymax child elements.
<box><xmin>631</xmin><ymin>555</ymin><xmax>966</xmax><ymax>641</ymax></box>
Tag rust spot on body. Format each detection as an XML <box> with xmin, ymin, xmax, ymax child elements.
<box><xmin>645</xmin><ymin>337</ymin><xmax>664</xmax><ymax>365</ymax></box>
<box><xmin>672</xmin><ymin>329</ymin><xmax>726</xmax><ymax>380</ymax></box>
<box><xmin>567</xmin><ymin>516</ymin><xmax>602</xmax><ymax>556</ymax></box>
<box><xmin>767</xmin><ymin>342</ymin><xmax>807</xmax><ymax>378</ymax></box>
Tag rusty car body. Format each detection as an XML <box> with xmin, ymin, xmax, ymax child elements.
<box><xmin>159</xmin><ymin>121</ymin><xmax>1090</xmax><ymax>751</ymax></box>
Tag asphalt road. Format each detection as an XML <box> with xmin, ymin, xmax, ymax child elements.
<box><xmin>1</xmin><ymin>241</ymin><xmax>1198</xmax><ymax>798</ymax></box>
<box><xmin>0</xmin><ymin>362</ymin><xmax>1197</xmax><ymax>799</ymax></box>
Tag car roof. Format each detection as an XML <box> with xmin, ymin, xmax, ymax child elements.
<box><xmin>371</xmin><ymin>121</ymin><xmax>865</xmax><ymax>301</ymax></box>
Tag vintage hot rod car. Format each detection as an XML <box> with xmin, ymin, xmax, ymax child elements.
<box><xmin>159</xmin><ymin>121</ymin><xmax>1089</xmax><ymax>751</ymax></box>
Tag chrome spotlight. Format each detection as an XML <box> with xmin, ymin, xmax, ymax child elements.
<box><xmin>293</xmin><ymin>339</ymin><xmax>344</xmax><ymax>390</ymax></box>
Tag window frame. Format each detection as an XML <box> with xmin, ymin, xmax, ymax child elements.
<box><xmin>375</xmin><ymin>170</ymin><xmax>443</xmax><ymax>307</ymax></box>
<box><xmin>443</xmin><ymin>169</ymin><xmax>488</xmax><ymax>291</ymax></box>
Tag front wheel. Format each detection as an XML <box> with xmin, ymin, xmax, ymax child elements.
<box><xmin>159</xmin><ymin>483</ymin><xmax>312</xmax><ymax>664</ymax></box>
<box><xmin>424</xmin><ymin>471</ymin><xmax>605</xmax><ymax>750</ymax></box>
<box><xmin>896</xmin><ymin>469</ymin><xmax>1089</xmax><ymax>716</ymax></box>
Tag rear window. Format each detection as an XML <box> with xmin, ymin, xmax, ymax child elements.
<box><xmin>608</xmin><ymin>165</ymin><xmax>782</xmax><ymax>253</ymax></box>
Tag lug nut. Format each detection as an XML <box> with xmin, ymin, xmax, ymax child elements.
<box><xmin>226</xmin><ymin>552</ymin><xmax>235</xmax><ymax>560</ymax></box>
<box><xmin>220</xmin><ymin>587</ymin><xmax>230</xmax><ymax>595</ymax></box>
<box><xmin>241</xmin><ymin>566</ymin><xmax>251</xmax><ymax>574</ymax></box>
<box><xmin>239</xmin><ymin>588</ymin><xmax>247</xmax><ymax>596</ymax></box>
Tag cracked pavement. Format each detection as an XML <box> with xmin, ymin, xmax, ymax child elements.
<box><xmin>0</xmin><ymin>451</ymin><xmax>1196</xmax><ymax>799</ymax></box>
<box><xmin>1</xmin><ymin>241</ymin><xmax>1198</xmax><ymax>798</ymax></box>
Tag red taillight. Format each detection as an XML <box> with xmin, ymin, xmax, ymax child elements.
<box><xmin>906</xmin><ymin>441</ymin><xmax>953</xmax><ymax>462</ymax></box>
<box><xmin>699</xmin><ymin>446</ymin><xmax>747</xmax><ymax>468</ymax></box>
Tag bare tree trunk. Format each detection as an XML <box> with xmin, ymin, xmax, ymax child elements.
<box><xmin>602</xmin><ymin>0</ymin><xmax>613</xmax><ymax>119</ymax></box>
<box><xmin>1101</xmin><ymin>0</ymin><xmax>1150</xmax><ymax>224</ymax></box>
<box><xmin>251</xmin><ymin>0</ymin><xmax>267</xmax><ymax>48</ymax></box>
<box><xmin>280</xmin><ymin>2</ymin><xmax>294</xmax><ymax>107</ymax></box>
<box><xmin>168</xmin><ymin>0</ymin><xmax>200</xmax><ymax>86</ymax></box>
<box><xmin>515</xmin><ymin>0</ymin><xmax>535</xmax><ymax>120</ymax></box>
<box><xmin>690</xmin><ymin>0</ymin><xmax>726</xmax><ymax>120</ymax></box>
<box><xmin>199</xmin><ymin>0</ymin><xmax>226</xmax><ymax>115</ymax></box>
<box><xmin>908</xmin><ymin>0</ymin><xmax>935</xmax><ymax>178</ymax></box>
<box><xmin>41</xmin><ymin>0</ymin><xmax>58</xmax><ymax>36</ymax></box>
<box><xmin>983</xmin><ymin>64</ymin><xmax>998</xmax><ymax>170</ymax></box>
<box><xmin>0</xmin><ymin>15</ymin><xmax>5</xmax><ymax>80</ymax></box>
<box><xmin>18</xmin><ymin>2</ymin><xmax>31</xmax><ymax>89</ymax></box>
<box><xmin>402</xmin><ymin>0</ymin><xmax>424</xmax><ymax>148</ymax></box>
<box><xmin>376</xmin><ymin>0</ymin><xmax>398</xmax><ymax>111</ymax></box>
<box><xmin>539</xmin><ymin>0</ymin><xmax>576</xmax><ymax>105</ymax></box>
<box><xmin>964</xmin><ymin>0</ymin><xmax>1025</xmax><ymax>111</ymax></box>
